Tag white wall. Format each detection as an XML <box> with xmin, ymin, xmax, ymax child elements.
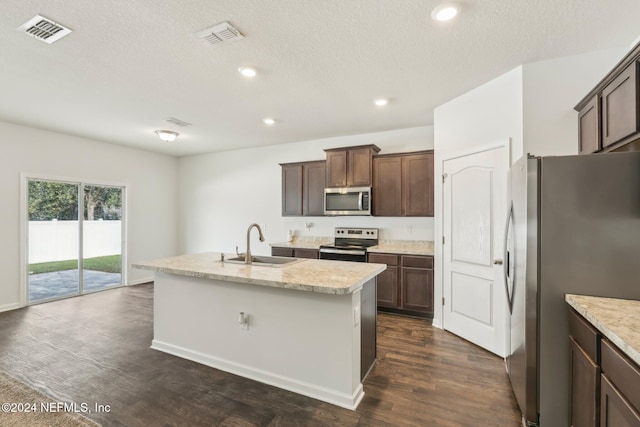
<box><xmin>0</xmin><ymin>121</ymin><xmax>178</xmax><ymax>311</ymax></box>
<box><xmin>522</xmin><ymin>47</ymin><xmax>628</xmax><ymax>156</ymax></box>
<box><xmin>178</xmin><ymin>126</ymin><xmax>434</xmax><ymax>255</ymax></box>
<box><xmin>433</xmin><ymin>67</ymin><xmax>523</xmax><ymax>328</ymax></box>
<box><xmin>432</xmin><ymin>46</ymin><xmax>628</xmax><ymax>328</ymax></box>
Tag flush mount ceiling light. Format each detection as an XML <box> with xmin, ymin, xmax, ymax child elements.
<box><xmin>263</xmin><ymin>118</ymin><xmax>276</xmax><ymax>125</ymax></box>
<box><xmin>374</xmin><ymin>98</ymin><xmax>389</xmax><ymax>107</ymax></box>
<box><xmin>238</xmin><ymin>66</ymin><xmax>257</xmax><ymax>78</ymax></box>
<box><xmin>431</xmin><ymin>3</ymin><xmax>460</xmax><ymax>21</ymax></box>
<box><xmin>155</xmin><ymin>130</ymin><xmax>179</xmax><ymax>142</ymax></box>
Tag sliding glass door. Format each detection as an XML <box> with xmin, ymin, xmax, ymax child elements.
<box><xmin>27</xmin><ymin>179</ymin><xmax>125</xmax><ymax>304</ymax></box>
<box><xmin>28</xmin><ymin>180</ymin><xmax>80</xmax><ymax>302</ymax></box>
<box><xmin>82</xmin><ymin>185</ymin><xmax>123</xmax><ymax>293</ymax></box>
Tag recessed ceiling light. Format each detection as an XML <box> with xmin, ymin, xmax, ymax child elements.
<box><xmin>155</xmin><ymin>130</ymin><xmax>179</xmax><ymax>142</ymax></box>
<box><xmin>374</xmin><ymin>98</ymin><xmax>389</xmax><ymax>107</ymax></box>
<box><xmin>263</xmin><ymin>118</ymin><xmax>276</xmax><ymax>125</ymax></box>
<box><xmin>431</xmin><ymin>3</ymin><xmax>460</xmax><ymax>21</ymax></box>
<box><xmin>238</xmin><ymin>67</ymin><xmax>257</xmax><ymax>78</ymax></box>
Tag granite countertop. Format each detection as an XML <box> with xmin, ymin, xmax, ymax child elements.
<box><xmin>368</xmin><ymin>240</ymin><xmax>434</xmax><ymax>256</ymax></box>
<box><xmin>133</xmin><ymin>252</ymin><xmax>386</xmax><ymax>295</ymax></box>
<box><xmin>566</xmin><ymin>294</ymin><xmax>640</xmax><ymax>366</ymax></box>
<box><xmin>270</xmin><ymin>237</ymin><xmax>434</xmax><ymax>256</ymax></box>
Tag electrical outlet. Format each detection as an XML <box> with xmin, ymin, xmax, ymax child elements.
<box><xmin>353</xmin><ymin>306</ymin><xmax>360</xmax><ymax>326</ymax></box>
<box><xmin>239</xmin><ymin>312</ymin><xmax>249</xmax><ymax>330</ymax></box>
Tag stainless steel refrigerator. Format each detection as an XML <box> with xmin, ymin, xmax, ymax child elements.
<box><xmin>505</xmin><ymin>151</ymin><xmax>640</xmax><ymax>426</ymax></box>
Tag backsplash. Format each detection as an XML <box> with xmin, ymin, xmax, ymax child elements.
<box><xmin>282</xmin><ymin>216</ymin><xmax>434</xmax><ymax>242</ymax></box>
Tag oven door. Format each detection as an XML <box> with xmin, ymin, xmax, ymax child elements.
<box><xmin>324</xmin><ymin>187</ymin><xmax>371</xmax><ymax>216</ymax></box>
<box><xmin>319</xmin><ymin>248</ymin><xmax>367</xmax><ymax>262</ymax></box>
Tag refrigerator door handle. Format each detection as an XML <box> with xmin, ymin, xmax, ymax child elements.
<box><xmin>503</xmin><ymin>202</ymin><xmax>514</xmax><ymax>314</ymax></box>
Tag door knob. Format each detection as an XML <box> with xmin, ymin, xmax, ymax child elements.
<box><xmin>493</xmin><ymin>259</ymin><xmax>503</xmax><ymax>265</ymax></box>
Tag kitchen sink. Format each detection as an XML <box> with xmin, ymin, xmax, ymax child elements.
<box><xmin>223</xmin><ymin>255</ymin><xmax>304</xmax><ymax>267</ymax></box>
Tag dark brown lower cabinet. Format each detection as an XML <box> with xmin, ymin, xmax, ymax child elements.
<box><xmin>401</xmin><ymin>267</ymin><xmax>433</xmax><ymax>313</ymax></box>
<box><xmin>360</xmin><ymin>278</ymin><xmax>376</xmax><ymax>381</ymax></box>
<box><xmin>375</xmin><ymin>266</ymin><xmax>398</xmax><ymax>307</ymax></box>
<box><xmin>368</xmin><ymin>252</ymin><xmax>433</xmax><ymax>318</ymax></box>
<box><xmin>600</xmin><ymin>339</ymin><xmax>640</xmax><ymax>427</ymax></box>
<box><xmin>293</xmin><ymin>248</ymin><xmax>319</xmax><ymax>259</ymax></box>
<box><xmin>570</xmin><ymin>337</ymin><xmax>600</xmax><ymax>427</ymax></box>
<box><xmin>569</xmin><ymin>308</ymin><xmax>601</xmax><ymax>427</ymax></box>
<box><xmin>601</xmin><ymin>375</ymin><xmax>640</xmax><ymax>427</ymax></box>
<box><xmin>271</xmin><ymin>247</ymin><xmax>294</xmax><ymax>257</ymax></box>
<box><xmin>271</xmin><ymin>247</ymin><xmax>318</xmax><ymax>259</ymax></box>
<box><xmin>568</xmin><ymin>306</ymin><xmax>640</xmax><ymax>427</ymax></box>
<box><xmin>367</xmin><ymin>253</ymin><xmax>399</xmax><ymax>308</ymax></box>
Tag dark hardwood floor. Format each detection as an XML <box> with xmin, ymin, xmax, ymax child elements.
<box><xmin>0</xmin><ymin>284</ymin><xmax>522</xmax><ymax>426</ymax></box>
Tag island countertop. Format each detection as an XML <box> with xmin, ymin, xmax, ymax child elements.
<box><xmin>133</xmin><ymin>252</ymin><xmax>386</xmax><ymax>295</ymax></box>
<box><xmin>566</xmin><ymin>294</ymin><xmax>640</xmax><ymax>366</ymax></box>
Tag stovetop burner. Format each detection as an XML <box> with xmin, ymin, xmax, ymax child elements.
<box><xmin>318</xmin><ymin>228</ymin><xmax>378</xmax><ymax>261</ymax></box>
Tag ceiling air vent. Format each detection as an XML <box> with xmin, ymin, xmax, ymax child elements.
<box><xmin>17</xmin><ymin>15</ymin><xmax>72</xmax><ymax>44</ymax></box>
<box><xmin>165</xmin><ymin>117</ymin><xmax>192</xmax><ymax>127</ymax></box>
<box><xmin>195</xmin><ymin>21</ymin><xmax>244</xmax><ymax>47</ymax></box>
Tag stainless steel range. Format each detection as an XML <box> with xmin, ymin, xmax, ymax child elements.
<box><xmin>319</xmin><ymin>227</ymin><xmax>378</xmax><ymax>262</ymax></box>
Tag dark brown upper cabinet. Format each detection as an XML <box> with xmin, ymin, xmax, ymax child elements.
<box><xmin>281</xmin><ymin>163</ymin><xmax>303</xmax><ymax>216</ymax></box>
<box><xmin>303</xmin><ymin>161</ymin><xmax>326</xmax><ymax>216</ymax></box>
<box><xmin>575</xmin><ymin>40</ymin><xmax>640</xmax><ymax>153</ymax></box>
<box><xmin>578</xmin><ymin>95</ymin><xmax>601</xmax><ymax>155</ymax></box>
<box><xmin>372</xmin><ymin>156</ymin><xmax>402</xmax><ymax>216</ymax></box>
<box><xmin>280</xmin><ymin>161</ymin><xmax>326</xmax><ymax>217</ymax></box>
<box><xmin>373</xmin><ymin>151</ymin><xmax>434</xmax><ymax>217</ymax></box>
<box><xmin>324</xmin><ymin>145</ymin><xmax>380</xmax><ymax>187</ymax></box>
<box><xmin>601</xmin><ymin>62</ymin><xmax>639</xmax><ymax>149</ymax></box>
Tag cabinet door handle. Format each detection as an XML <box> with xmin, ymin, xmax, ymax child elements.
<box><xmin>493</xmin><ymin>259</ymin><xmax>503</xmax><ymax>265</ymax></box>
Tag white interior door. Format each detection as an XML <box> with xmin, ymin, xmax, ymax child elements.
<box><xmin>442</xmin><ymin>145</ymin><xmax>507</xmax><ymax>357</ymax></box>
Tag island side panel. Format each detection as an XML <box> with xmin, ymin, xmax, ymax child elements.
<box><xmin>152</xmin><ymin>272</ymin><xmax>364</xmax><ymax>409</ymax></box>
<box><xmin>360</xmin><ymin>278</ymin><xmax>376</xmax><ymax>380</ymax></box>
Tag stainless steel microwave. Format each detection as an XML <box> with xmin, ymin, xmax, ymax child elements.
<box><xmin>324</xmin><ymin>186</ymin><xmax>371</xmax><ymax>216</ymax></box>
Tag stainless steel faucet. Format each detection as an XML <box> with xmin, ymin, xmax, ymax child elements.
<box><xmin>245</xmin><ymin>223</ymin><xmax>265</xmax><ymax>264</ymax></box>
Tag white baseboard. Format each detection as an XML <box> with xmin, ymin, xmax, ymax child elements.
<box><xmin>151</xmin><ymin>339</ymin><xmax>364</xmax><ymax>410</ymax></box>
<box><xmin>0</xmin><ymin>302</ymin><xmax>22</xmax><ymax>313</ymax></box>
<box><xmin>432</xmin><ymin>318</ymin><xmax>442</xmax><ymax>329</ymax></box>
<box><xmin>128</xmin><ymin>276</ymin><xmax>154</xmax><ymax>286</ymax></box>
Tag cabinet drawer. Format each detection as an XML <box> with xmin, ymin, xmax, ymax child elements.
<box><xmin>271</xmin><ymin>247</ymin><xmax>294</xmax><ymax>257</ymax></box>
<box><xmin>569</xmin><ymin>309</ymin><xmax>600</xmax><ymax>362</ymax></box>
<box><xmin>601</xmin><ymin>339</ymin><xmax>640</xmax><ymax>414</ymax></box>
<box><xmin>368</xmin><ymin>253</ymin><xmax>398</xmax><ymax>266</ymax></box>
<box><xmin>401</xmin><ymin>255</ymin><xmax>433</xmax><ymax>269</ymax></box>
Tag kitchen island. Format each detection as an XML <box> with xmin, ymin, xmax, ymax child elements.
<box><xmin>133</xmin><ymin>252</ymin><xmax>385</xmax><ymax>409</ymax></box>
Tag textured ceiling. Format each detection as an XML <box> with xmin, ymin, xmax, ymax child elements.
<box><xmin>1</xmin><ymin>0</ymin><xmax>640</xmax><ymax>157</ymax></box>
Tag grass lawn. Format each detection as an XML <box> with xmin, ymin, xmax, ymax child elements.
<box><xmin>29</xmin><ymin>255</ymin><xmax>121</xmax><ymax>274</ymax></box>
